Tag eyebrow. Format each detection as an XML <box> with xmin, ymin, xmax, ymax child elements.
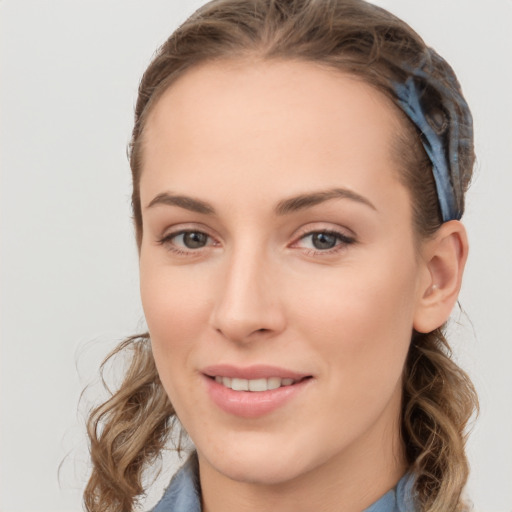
<box><xmin>145</xmin><ymin>187</ymin><xmax>376</xmax><ymax>216</ymax></box>
<box><xmin>146</xmin><ymin>193</ymin><xmax>216</xmax><ymax>214</ymax></box>
<box><xmin>275</xmin><ymin>188</ymin><xmax>376</xmax><ymax>215</ymax></box>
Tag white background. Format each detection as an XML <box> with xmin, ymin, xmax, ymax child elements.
<box><xmin>1</xmin><ymin>1</ymin><xmax>511</xmax><ymax>511</ymax></box>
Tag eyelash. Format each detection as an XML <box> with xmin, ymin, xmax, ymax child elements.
<box><xmin>293</xmin><ymin>230</ymin><xmax>356</xmax><ymax>256</ymax></box>
<box><xmin>157</xmin><ymin>230</ymin><xmax>217</xmax><ymax>255</ymax></box>
<box><xmin>157</xmin><ymin>228</ymin><xmax>356</xmax><ymax>256</ymax></box>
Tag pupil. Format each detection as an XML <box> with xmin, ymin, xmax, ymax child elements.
<box><xmin>312</xmin><ymin>232</ymin><xmax>337</xmax><ymax>250</ymax></box>
<box><xmin>184</xmin><ymin>232</ymin><xmax>207</xmax><ymax>248</ymax></box>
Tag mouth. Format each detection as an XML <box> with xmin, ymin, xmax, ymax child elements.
<box><xmin>201</xmin><ymin>365</ymin><xmax>313</xmax><ymax>417</ymax></box>
<box><xmin>209</xmin><ymin>375</ymin><xmax>309</xmax><ymax>392</ymax></box>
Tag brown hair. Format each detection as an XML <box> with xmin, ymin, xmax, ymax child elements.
<box><xmin>84</xmin><ymin>1</ymin><xmax>478</xmax><ymax>511</ymax></box>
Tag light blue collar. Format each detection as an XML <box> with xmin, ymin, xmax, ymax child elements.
<box><xmin>151</xmin><ymin>455</ymin><xmax>201</xmax><ymax>512</ymax></box>
<box><xmin>151</xmin><ymin>454</ymin><xmax>417</xmax><ymax>512</ymax></box>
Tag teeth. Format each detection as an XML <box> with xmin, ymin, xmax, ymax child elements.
<box><xmin>214</xmin><ymin>376</ymin><xmax>297</xmax><ymax>392</ymax></box>
<box><xmin>267</xmin><ymin>377</ymin><xmax>281</xmax><ymax>390</ymax></box>
<box><xmin>231</xmin><ymin>378</ymin><xmax>249</xmax><ymax>391</ymax></box>
<box><xmin>248</xmin><ymin>378</ymin><xmax>267</xmax><ymax>392</ymax></box>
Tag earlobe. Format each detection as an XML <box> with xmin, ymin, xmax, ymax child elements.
<box><xmin>413</xmin><ymin>220</ymin><xmax>469</xmax><ymax>333</ymax></box>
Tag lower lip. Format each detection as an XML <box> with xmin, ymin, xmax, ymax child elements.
<box><xmin>204</xmin><ymin>376</ymin><xmax>312</xmax><ymax>418</ymax></box>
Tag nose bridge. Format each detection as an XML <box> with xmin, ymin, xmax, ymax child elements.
<box><xmin>210</xmin><ymin>240</ymin><xmax>284</xmax><ymax>341</ymax></box>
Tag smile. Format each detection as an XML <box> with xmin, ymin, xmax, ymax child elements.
<box><xmin>202</xmin><ymin>366</ymin><xmax>313</xmax><ymax>418</ymax></box>
<box><xmin>213</xmin><ymin>376</ymin><xmax>297</xmax><ymax>392</ymax></box>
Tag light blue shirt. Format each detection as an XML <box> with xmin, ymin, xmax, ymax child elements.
<box><xmin>151</xmin><ymin>454</ymin><xmax>418</xmax><ymax>512</ymax></box>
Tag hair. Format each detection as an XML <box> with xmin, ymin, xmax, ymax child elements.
<box><xmin>84</xmin><ymin>1</ymin><xmax>478</xmax><ymax>511</ymax></box>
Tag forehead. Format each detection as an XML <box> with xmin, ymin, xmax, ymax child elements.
<box><xmin>141</xmin><ymin>58</ymin><xmax>407</xmax><ymax>212</ymax></box>
<box><xmin>145</xmin><ymin>58</ymin><xmax>402</xmax><ymax>147</ymax></box>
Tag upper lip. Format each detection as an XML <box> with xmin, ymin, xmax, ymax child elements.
<box><xmin>201</xmin><ymin>364</ymin><xmax>310</xmax><ymax>380</ymax></box>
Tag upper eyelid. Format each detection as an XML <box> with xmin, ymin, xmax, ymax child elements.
<box><xmin>160</xmin><ymin>223</ymin><xmax>218</xmax><ymax>239</ymax></box>
<box><xmin>292</xmin><ymin>223</ymin><xmax>356</xmax><ymax>240</ymax></box>
<box><xmin>298</xmin><ymin>227</ymin><xmax>352</xmax><ymax>237</ymax></box>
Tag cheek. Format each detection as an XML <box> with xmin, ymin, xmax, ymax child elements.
<box><xmin>289</xmin><ymin>252</ymin><xmax>419</xmax><ymax>396</ymax></box>
<box><xmin>139</xmin><ymin>256</ymin><xmax>209</xmax><ymax>378</ymax></box>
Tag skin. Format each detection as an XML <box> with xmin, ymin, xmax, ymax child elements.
<box><xmin>138</xmin><ymin>59</ymin><xmax>467</xmax><ymax>512</ymax></box>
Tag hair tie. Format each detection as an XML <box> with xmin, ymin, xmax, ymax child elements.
<box><xmin>392</xmin><ymin>53</ymin><xmax>473</xmax><ymax>222</ymax></box>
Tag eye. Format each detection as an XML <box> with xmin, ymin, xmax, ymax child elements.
<box><xmin>295</xmin><ymin>230</ymin><xmax>355</xmax><ymax>253</ymax></box>
<box><xmin>158</xmin><ymin>229</ymin><xmax>215</xmax><ymax>253</ymax></box>
<box><xmin>307</xmin><ymin>232</ymin><xmax>339</xmax><ymax>250</ymax></box>
<box><xmin>176</xmin><ymin>231</ymin><xmax>209</xmax><ymax>249</ymax></box>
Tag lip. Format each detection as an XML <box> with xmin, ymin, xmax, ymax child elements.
<box><xmin>202</xmin><ymin>364</ymin><xmax>309</xmax><ymax>380</ymax></box>
<box><xmin>201</xmin><ymin>364</ymin><xmax>313</xmax><ymax>418</ymax></box>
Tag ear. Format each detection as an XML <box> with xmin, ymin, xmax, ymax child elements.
<box><xmin>413</xmin><ymin>220</ymin><xmax>469</xmax><ymax>333</ymax></box>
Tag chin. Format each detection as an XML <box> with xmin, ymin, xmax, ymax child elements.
<box><xmin>195</xmin><ymin>430</ymin><xmax>326</xmax><ymax>486</ymax></box>
<box><xmin>214</xmin><ymin>454</ymin><xmax>306</xmax><ymax>485</ymax></box>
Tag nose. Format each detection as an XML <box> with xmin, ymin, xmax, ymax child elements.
<box><xmin>209</xmin><ymin>246</ymin><xmax>286</xmax><ymax>343</ymax></box>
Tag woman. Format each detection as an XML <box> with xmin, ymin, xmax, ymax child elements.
<box><xmin>85</xmin><ymin>0</ymin><xmax>478</xmax><ymax>511</ymax></box>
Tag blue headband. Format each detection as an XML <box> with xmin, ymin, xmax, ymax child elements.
<box><xmin>392</xmin><ymin>54</ymin><xmax>473</xmax><ymax>222</ymax></box>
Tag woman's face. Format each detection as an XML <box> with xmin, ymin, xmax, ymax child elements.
<box><xmin>139</xmin><ymin>60</ymin><xmax>430</xmax><ymax>486</ymax></box>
